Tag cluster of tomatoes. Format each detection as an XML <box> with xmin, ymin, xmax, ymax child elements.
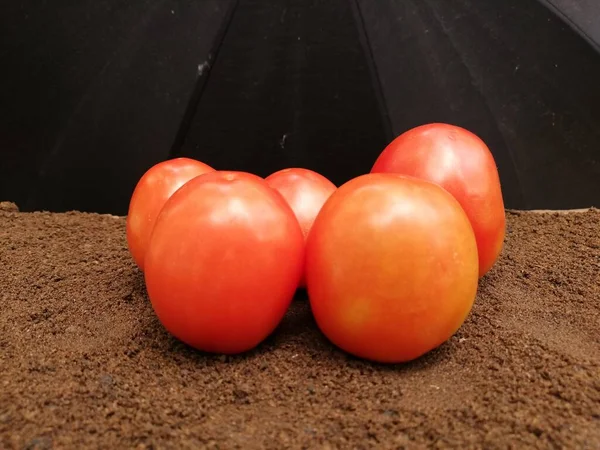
<box><xmin>126</xmin><ymin>123</ymin><xmax>505</xmax><ymax>363</ymax></box>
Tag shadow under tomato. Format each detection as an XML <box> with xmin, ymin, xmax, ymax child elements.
<box><xmin>145</xmin><ymin>285</ymin><xmax>458</xmax><ymax>374</ymax></box>
<box><xmin>143</xmin><ymin>290</ymin><xmax>319</xmax><ymax>365</ymax></box>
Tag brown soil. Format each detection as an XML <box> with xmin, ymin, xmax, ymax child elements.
<box><xmin>1</xmin><ymin>202</ymin><xmax>599</xmax><ymax>449</ymax></box>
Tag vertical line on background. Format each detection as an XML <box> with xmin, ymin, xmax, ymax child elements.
<box><xmin>350</xmin><ymin>0</ymin><xmax>395</xmax><ymax>142</ymax></box>
<box><xmin>169</xmin><ymin>0</ymin><xmax>240</xmax><ymax>157</ymax></box>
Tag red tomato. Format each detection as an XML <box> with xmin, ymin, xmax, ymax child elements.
<box><xmin>371</xmin><ymin>123</ymin><xmax>505</xmax><ymax>277</ymax></box>
<box><xmin>126</xmin><ymin>157</ymin><xmax>214</xmax><ymax>271</ymax></box>
<box><xmin>144</xmin><ymin>171</ymin><xmax>304</xmax><ymax>355</ymax></box>
<box><xmin>265</xmin><ymin>168</ymin><xmax>337</xmax><ymax>287</ymax></box>
<box><xmin>305</xmin><ymin>173</ymin><xmax>479</xmax><ymax>363</ymax></box>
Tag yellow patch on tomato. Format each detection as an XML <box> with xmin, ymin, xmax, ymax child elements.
<box><xmin>339</xmin><ymin>297</ymin><xmax>372</xmax><ymax>332</ymax></box>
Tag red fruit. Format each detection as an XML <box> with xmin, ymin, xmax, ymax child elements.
<box><xmin>265</xmin><ymin>168</ymin><xmax>336</xmax><ymax>287</ymax></box>
<box><xmin>306</xmin><ymin>173</ymin><xmax>479</xmax><ymax>363</ymax></box>
<box><xmin>371</xmin><ymin>123</ymin><xmax>505</xmax><ymax>277</ymax></box>
<box><xmin>144</xmin><ymin>171</ymin><xmax>304</xmax><ymax>355</ymax></box>
<box><xmin>126</xmin><ymin>157</ymin><xmax>214</xmax><ymax>271</ymax></box>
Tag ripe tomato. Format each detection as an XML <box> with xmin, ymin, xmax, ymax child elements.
<box><xmin>265</xmin><ymin>168</ymin><xmax>337</xmax><ymax>287</ymax></box>
<box><xmin>144</xmin><ymin>171</ymin><xmax>304</xmax><ymax>355</ymax></box>
<box><xmin>126</xmin><ymin>157</ymin><xmax>214</xmax><ymax>271</ymax></box>
<box><xmin>371</xmin><ymin>123</ymin><xmax>505</xmax><ymax>277</ymax></box>
<box><xmin>305</xmin><ymin>173</ymin><xmax>479</xmax><ymax>363</ymax></box>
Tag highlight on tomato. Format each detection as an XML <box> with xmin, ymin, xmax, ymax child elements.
<box><xmin>371</xmin><ymin>123</ymin><xmax>505</xmax><ymax>277</ymax></box>
<box><xmin>265</xmin><ymin>167</ymin><xmax>337</xmax><ymax>287</ymax></box>
<box><xmin>144</xmin><ymin>171</ymin><xmax>305</xmax><ymax>355</ymax></box>
<box><xmin>126</xmin><ymin>157</ymin><xmax>214</xmax><ymax>271</ymax></box>
<box><xmin>305</xmin><ymin>173</ymin><xmax>479</xmax><ymax>363</ymax></box>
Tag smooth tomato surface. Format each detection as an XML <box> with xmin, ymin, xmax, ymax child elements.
<box><xmin>126</xmin><ymin>157</ymin><xmax>214</xmax><ymax>271</ymax></box>
<box><xmin>305</xmin><ymin>173</ymin><xmax>479</xmax><ymax>363</ymax></box>
<box><xmin>265</xmin><ymin>168</ymin><xmax>336</xmax><ymax>287</ymax></box>
<box><xmin>144</xmin><ymin>171</ymin><xmax>304</xmax><ymax>355</ymax></box>
<box><xmin>371</xmin><ymin>123</ymin><xmax>505</xmax><ymax>277</ymax></box>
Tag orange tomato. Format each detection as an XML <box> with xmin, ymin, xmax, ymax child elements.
<box><xmin>371</xmin><ymin>123</ymin><xmax>505</xmax><ymax>277</ymax></box>
<box><xmin>265</xmin><ymin>168</ymin><xmax>336</xmax><ymax>287</ymax></box>
<box><xmin>126</xmin><ymin>157</ymin><xmax>214</xmax><ymax>271</ymax></box>
<box><xmin>305</xmin><ymin>173</ymin><xmax>479</xmax><ymax>363</ymax></box>
<box><xmin>144</xmin><ymin>171</ymin><xmax>304</xmax><ymax>355</ymax></box>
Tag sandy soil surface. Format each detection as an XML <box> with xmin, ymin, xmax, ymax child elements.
<box><xmin>1</xmin><ymin>202</ymin><xmax>598</xmax><ymax>449</ymax></box>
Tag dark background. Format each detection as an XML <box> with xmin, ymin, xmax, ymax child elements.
<box><xmin>2</xmin><ymin>0</ymin><xmax>599</xmax><ymax>215</ymax></box>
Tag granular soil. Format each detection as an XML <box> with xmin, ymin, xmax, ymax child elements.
<box><xmin>0</xmin><ymin>201</ymin><xmax>598</xmax><ymax>449</ymax></box>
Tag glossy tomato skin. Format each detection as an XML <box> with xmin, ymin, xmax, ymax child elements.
<box><xmin>126</xmin><ymin>157</ymin><xmax>214</xmax><ymax>271</ymax></box>
<box><xmin>305</xmin><ymin>173</ymin><xmax>479</xmax><ymax>363</ymax></box>
<box><xmin>371</xmin><ymin>123</ymin><xmax>505</xmax><ymax>277</ymax></box>
<box><xmin>265</xmin><ymin>168</ymin><xmax>336</xmax><ymax>287</ymax></box>
<box><xmin>144</xmin><ymin>171</ymin><xmax>304</xmax><ymax>355</ymax></box>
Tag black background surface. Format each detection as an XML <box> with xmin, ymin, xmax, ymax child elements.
<box><xmin>1</xmin><ymin>0</ymin><xmax>599</xmax><ymax>215</ymax></box>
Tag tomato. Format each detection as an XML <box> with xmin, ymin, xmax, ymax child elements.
<box><xmin>370</xmin><ymin>123</ymin><xmax>505</xmax><ymax>277</ymax></box>
<box><xmin>126</xmin><ymin>157</ymin><xmax>214</xmax><ymax>271</ymax></box>
<box><xmin>265</xmin><ymin>168</ymin><xmax>337</xmax><ymax>287</ymax></box>
<box><xmin>144</xmin><ymin>171</ymin><xmax>304</xmax><ymax>355</ymax></box>
<box><xmin>305</xmin><ymin>173</ymin><xmax>479</xmax><ymax>363</ymax></box>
